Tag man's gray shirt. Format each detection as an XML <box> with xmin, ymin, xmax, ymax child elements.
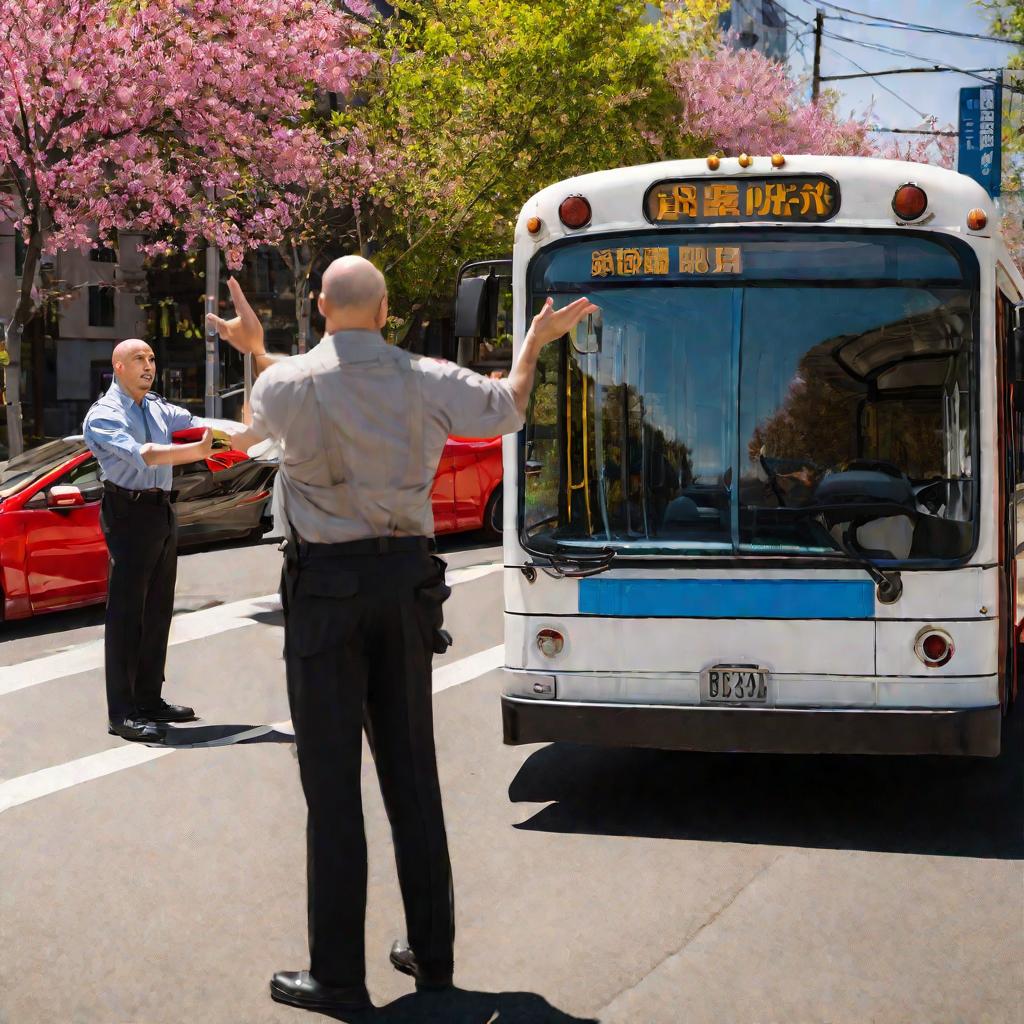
<box><xmin>248</xmin><ymin>330</ymin><xmax>524</xmax><ymax>543</ymax></box>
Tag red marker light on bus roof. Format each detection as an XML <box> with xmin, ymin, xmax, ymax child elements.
<box><xmin>559</xmin><ymin>195</ymin><xmax>592</xmax><ymax>230</ymax></box>
<box><xmin>967</xmin><ymin>208</ymin><xmax>987</xmax><ymax>231</ymax></box>
<box><xmin>892</xmin><ymin>183</ymin><xmax>928</xmax><ymax>221</ymax></box>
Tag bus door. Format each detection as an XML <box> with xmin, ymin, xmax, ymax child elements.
<box><xmin>1000</xmin><ymin>281</ymin><xmax>1024</xmax><ymax>706</ymax></box>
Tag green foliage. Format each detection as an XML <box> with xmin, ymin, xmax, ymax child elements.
<box><xmin>978</xmin><ymin>2</ymin><xmax>1024</xmax><ymax>192</ymax></box>
<box><xmin>341</xmin><ymin>0</ymin><xmax>724</xmax><ymax>335</ymax></box>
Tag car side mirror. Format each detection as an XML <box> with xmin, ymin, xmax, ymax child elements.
<box><xmin>48</xmin><ymin>485</ymin><xmax>85</xmax><ymax>509</ymax></box>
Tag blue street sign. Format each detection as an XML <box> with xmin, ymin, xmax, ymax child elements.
<box><xmin>959</xmin><ymin>80</ymin><xmax>1002</xmax><ymax>198</ymax></box>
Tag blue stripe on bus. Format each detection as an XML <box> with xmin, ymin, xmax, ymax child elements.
<box><xmin>577</xmin><ymin>578</ymin><xmax>875</xmax><ymax>619</ymax></box>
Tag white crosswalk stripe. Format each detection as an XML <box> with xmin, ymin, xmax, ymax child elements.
<box><xmin>0</xmin><ymin>643</ymin><xmax>506</xmax><ymax>814</ymax></box>
<box><xmin>0</xmin><ymin>561</ymin><xmax>503</xmax><ymax>698</ymax></box>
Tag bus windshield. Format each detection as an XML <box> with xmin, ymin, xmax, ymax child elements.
<box><xmin>523</xmin><ymin>230</ymin><xmax>978</xmax><ymax>563</ymax></box>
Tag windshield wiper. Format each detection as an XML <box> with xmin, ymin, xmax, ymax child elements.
<box><xmin>768</xmin><ymin>501</ymin><xmax>913</xmax><ymax>604</ymax></box>
<box><xmin>828</xmin><ymin>525</ymin><xmax>903</xmax><ymax>604</ymax></box>
<box><xmin>520</xmin><ymin>533</ymin><xmax>616</xmax><ymax>579</ymax></box>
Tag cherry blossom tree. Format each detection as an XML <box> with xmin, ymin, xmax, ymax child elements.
<box><xmin>668</xmin><ymin>44</ymin><xmax>874</xmax><ymax>157</ymax></box>
<box><xmin>0</xmin><ymin>0</ymin><xmax>371</xmax><ymax>454</ymax></box>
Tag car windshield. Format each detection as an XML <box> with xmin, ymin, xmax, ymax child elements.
<box><xmin>0</xmin><ymin>438</ymin><xmax>84</xmax><ymax>499</ymax></box>
<box><xmin>522</xmin><ymin>230</ymin><xmax>977</xmax><ymax>564</ymax></box>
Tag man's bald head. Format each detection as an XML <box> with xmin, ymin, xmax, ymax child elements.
<box><xmin>112</xmin><ymin>339</ymin><xmax>156</xmax><ymax>402</ymax></box>
<box><xmin>318</xmin><ymin>256</ymin><xmax>389</xmax><ymax>333</ymax></box>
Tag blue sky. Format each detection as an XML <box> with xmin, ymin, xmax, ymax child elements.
<box><xmin>775</xmin><ymin>1</ymin><xmax>1018</xmax><ymax>134</ymax></box>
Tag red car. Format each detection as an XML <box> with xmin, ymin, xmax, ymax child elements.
<box><xmin>0</xmin><ymin>432</ymin><xmax>276</xmax><ymax>621</ymax></box>
<box><xmin>0</xmin><ymin>430</ymin><xmax>501</xmax><ymax>621</ymax></box>
<box><xmin>431</xmin><ymin>435</ymin><xmax>503</xmax><ymax>539</ymax></box>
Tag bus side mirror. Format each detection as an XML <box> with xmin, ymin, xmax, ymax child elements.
<box><xmin>454</xmin><ymin>275</ymin><xmax>499</xmax><ymax>339</ymax></box>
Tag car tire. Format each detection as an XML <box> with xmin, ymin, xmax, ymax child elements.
<box><xmin>482</xmin><ymin>486</ymin><xmax>502</xmax><ymax>540</ymax></box>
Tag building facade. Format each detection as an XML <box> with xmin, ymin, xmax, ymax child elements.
<box><xmin>719</xmin><ymin>0</ymin><xmax>788</xmax><ymax>61</ymax></box>
<box><xmin>0</xmin><ymin>221</ymin><xmax>307</xmax><ymax>451</ymax></box>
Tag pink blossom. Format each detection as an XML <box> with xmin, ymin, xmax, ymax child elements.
<box><xmin>0</xmin><ymin>0</ymin><xmax>372</xmax><ymax>261</ymax></box>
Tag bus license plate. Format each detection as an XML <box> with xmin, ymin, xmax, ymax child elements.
<box><xmin>701</xmin><ymin>667</ymin><xmax>769</xmax><ymax>704</ymax></box>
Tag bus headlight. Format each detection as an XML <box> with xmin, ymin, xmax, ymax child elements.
<box><xmin>914</xmin><ymin>627</ymin><xmax>955</xmax><ymax>668</ymax></box>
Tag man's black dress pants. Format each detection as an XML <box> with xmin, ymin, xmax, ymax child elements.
<box><xmin>282</xmin><ymin>543</ymin><xmax>455</xmax><ymax>989</ymax></box>
<box><xmin>100</xmin><ymin>489</ymin><xmax>177</xmax><ymax>720</ymax></box>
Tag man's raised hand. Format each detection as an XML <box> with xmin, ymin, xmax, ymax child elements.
<box><xmin>528</xmin><ymin>296</ymin><xmax>600</xmax><ymax>347</ymax></box>
<box><xmin>206</xmin><ymin>277</ymin><xmax>265</xmax><ymax>355</ymax></box>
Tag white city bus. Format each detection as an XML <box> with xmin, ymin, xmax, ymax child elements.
<box><xmin>456</xmin><ymin>155</ymin><xmax>1024</xmax><ymax>757</ymax></box>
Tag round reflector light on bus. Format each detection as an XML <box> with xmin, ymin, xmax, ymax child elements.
<box><xmin>558</xmin><ymin>195</ymin><xmax>592</xmax><ymax>230</ymax></box>
<box><xmin>967</xmin><ymin>208</ymin><xmax>987</xmax><ymax>231</ymax></box>
<box><xmin>536</xmin><ymin>628</ymin><xmax>565</xmax><ymax>658</ymax></box>
<box><xmin>914</xmin><ymin>627</ymin><xmax>954</xmax><ymax>668</ymax></box>
<box><xmin>526</xmin><ymin>216</ymin><xmax>542</xmax><ymax>234</ymax></box>
<box><xmin>892</xmin><ymin>183</ymin><xmax>928</xmax><ymax>221</ymax></box>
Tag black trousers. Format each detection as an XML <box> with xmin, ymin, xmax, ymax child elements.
<box><xmin>282</xmin><ymin>545</ymin><xmax>455</xmax><ymax>989</ymax></box>
<box><xmin>99</xmin><ymin>490</ymin><xmax>177</xmax><ymax>720</ymax></box>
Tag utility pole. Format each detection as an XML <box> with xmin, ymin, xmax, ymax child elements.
<box><xmin>812</xmin><ymin>9</ymin><xmax>824</xmax><ymax>104</ymax></box>
<box><xmin>204</xmin><ymin>239</ymin><xmax>221</xmax><ymax>418</ymax></box>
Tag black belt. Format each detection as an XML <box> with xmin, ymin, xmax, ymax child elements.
<box><xmin>296</xmin><ymin>535</ymin><xmax>433</xmax><ymax>557</ymax></box>
<box><xmin>103</xmin><ymin>481</ymin><xmax>175</xmax><ymax>505</ymax></box>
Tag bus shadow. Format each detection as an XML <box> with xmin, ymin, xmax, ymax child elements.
<box><xmin>509</xmin><ymin>707</ymin><xmax>1024</xmax><ymax>860</ymax></box>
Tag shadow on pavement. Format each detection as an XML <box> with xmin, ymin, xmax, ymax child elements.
<box><xmin>155</xmin><ymin>723</ymin><xmax>294</xmax><ymax>748</ymax></box>
<box><xmin>0</xmin><ymin>603</ymin><xmax>105</xmax><ymax>641</ymax></box>
<box><xmin>434</xmin><ymin>532</ymin><xmax>500</xmax><ymax>555</ymax></box>
<box><xmin>509</xmin><ymin>705</ymin><xmax>1024</xmax><ymax>861</ymax></box>
<box><xmin>312</xmin><ymin>987</ymin><xmax>598</xmax><ymax>1023</ymax></box>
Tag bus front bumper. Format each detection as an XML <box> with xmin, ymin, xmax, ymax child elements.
<box><xmin>501</xmin><ymin>696</ymin><xmax>1002</xmax><ymax>757</ymax></box>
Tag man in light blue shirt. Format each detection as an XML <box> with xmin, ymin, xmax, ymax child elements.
<box><xmin>83</xmin><ymin>338</ymin><xmax>231</xmax><ymax>742</ymax></box>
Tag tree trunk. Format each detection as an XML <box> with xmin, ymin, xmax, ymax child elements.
<box><xmin>3</xmin><ymin>318</ymin><xmax>24</xmax><ymax>457</ymax></box>
<box><xmin>290</xmin><ymin>243</ymin><xmax>313</xmax><ymax>354</ymax></box>
<box><xmin>4</xmin><ymin>229</ymin><xmax>43</xmax><ymax>457</ymax></box>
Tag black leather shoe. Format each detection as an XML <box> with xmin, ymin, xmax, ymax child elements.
<box><xmin>108</xmin><ymin>717</ymin><xmax>166</xmax><ymax>742</ymax></box>
<box><xmin>269</xmin><ymin>971</ymin><xmax>371</xmax><ymax>1013</ymax></box>
<box><xmin>389</xmin><ymin>940</ymin><xmax>453</xmax><ymax>991</ymax></box>
<box><xmin>137</xmin><ymin>700</ymin><xmax>196</xmax><ymax>723</ymax></box>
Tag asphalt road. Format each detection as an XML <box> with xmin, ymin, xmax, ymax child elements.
<box><xmin>1</xmin><ymin>533</ymin><xmax>1022</xmax><ymax>1024</ymax></box>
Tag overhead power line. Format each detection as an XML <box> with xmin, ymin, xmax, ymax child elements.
<box><xmin>872</xmin><ymin>128</ymin><xmax>959</xmax><ymax>137</ymax></box>
<box><xmin>820</xmin><ymin>28</ymin><xmax>1013</xmax><ymax>90</ymax></box>
<box><xmin>813</xmin><ymin>0</ymin><xmax>1021</xmax><ymax>45</ymax></box>
<box><xmin>820</xmin><ymin>65</ymin><xmax>1003</xmax><ymax>82</ymax></box>
<box><xmin>819</xmin><ymin>42</ymin><xmax>926</xmax><ymax>118</ymax></box>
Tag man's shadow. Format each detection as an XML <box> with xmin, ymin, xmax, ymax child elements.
<box><xmin>314</xmin><ymin>987</ymin><xmax>598</xmax><ymax>1023</ymax></box>
<box><xmin>150</xmin><ymin>723</ymin><xmax>293</xmax><ymax>748</ymax></box>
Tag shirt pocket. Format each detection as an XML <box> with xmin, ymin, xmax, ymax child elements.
<box><xmin>287</xmin><ymin>568</ymin><xmax>361</xmax><ymax>658</ymax></box>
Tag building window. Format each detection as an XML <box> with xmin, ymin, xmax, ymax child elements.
<box><xmin>88</xmin><ymin>285</ymin><xmax>116</xmax><ymax>327</ymax></box>
<box><xmin>14</xmin><ymin>232</ymin><xmax>25</xmax><ymax>277</ymax></box>
<box><xmin>89</xmin><ymin>245</ymin><xmax>117</xmax><ymax>263</ymax></box>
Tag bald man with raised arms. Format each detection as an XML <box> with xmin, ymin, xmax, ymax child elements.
<box><xmin>83</xmin><ymin>339</ymin><xmax>238</xmax><ymax>742</ymax></box>
<box><xmin>207</xmin><ymin>257</ymin><xmax>596</xmax><ymax>1013</ymax></box>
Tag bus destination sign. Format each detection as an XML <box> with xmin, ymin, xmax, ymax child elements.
<box><xmin>591</xmin><ymin>245</ymin><xmax>742</xmax><ymax>278</ymax></box>
<box><xmin>645</xmin><ymin>175</ymin><xmax>839</xmax><ymax>225</ymax></box>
